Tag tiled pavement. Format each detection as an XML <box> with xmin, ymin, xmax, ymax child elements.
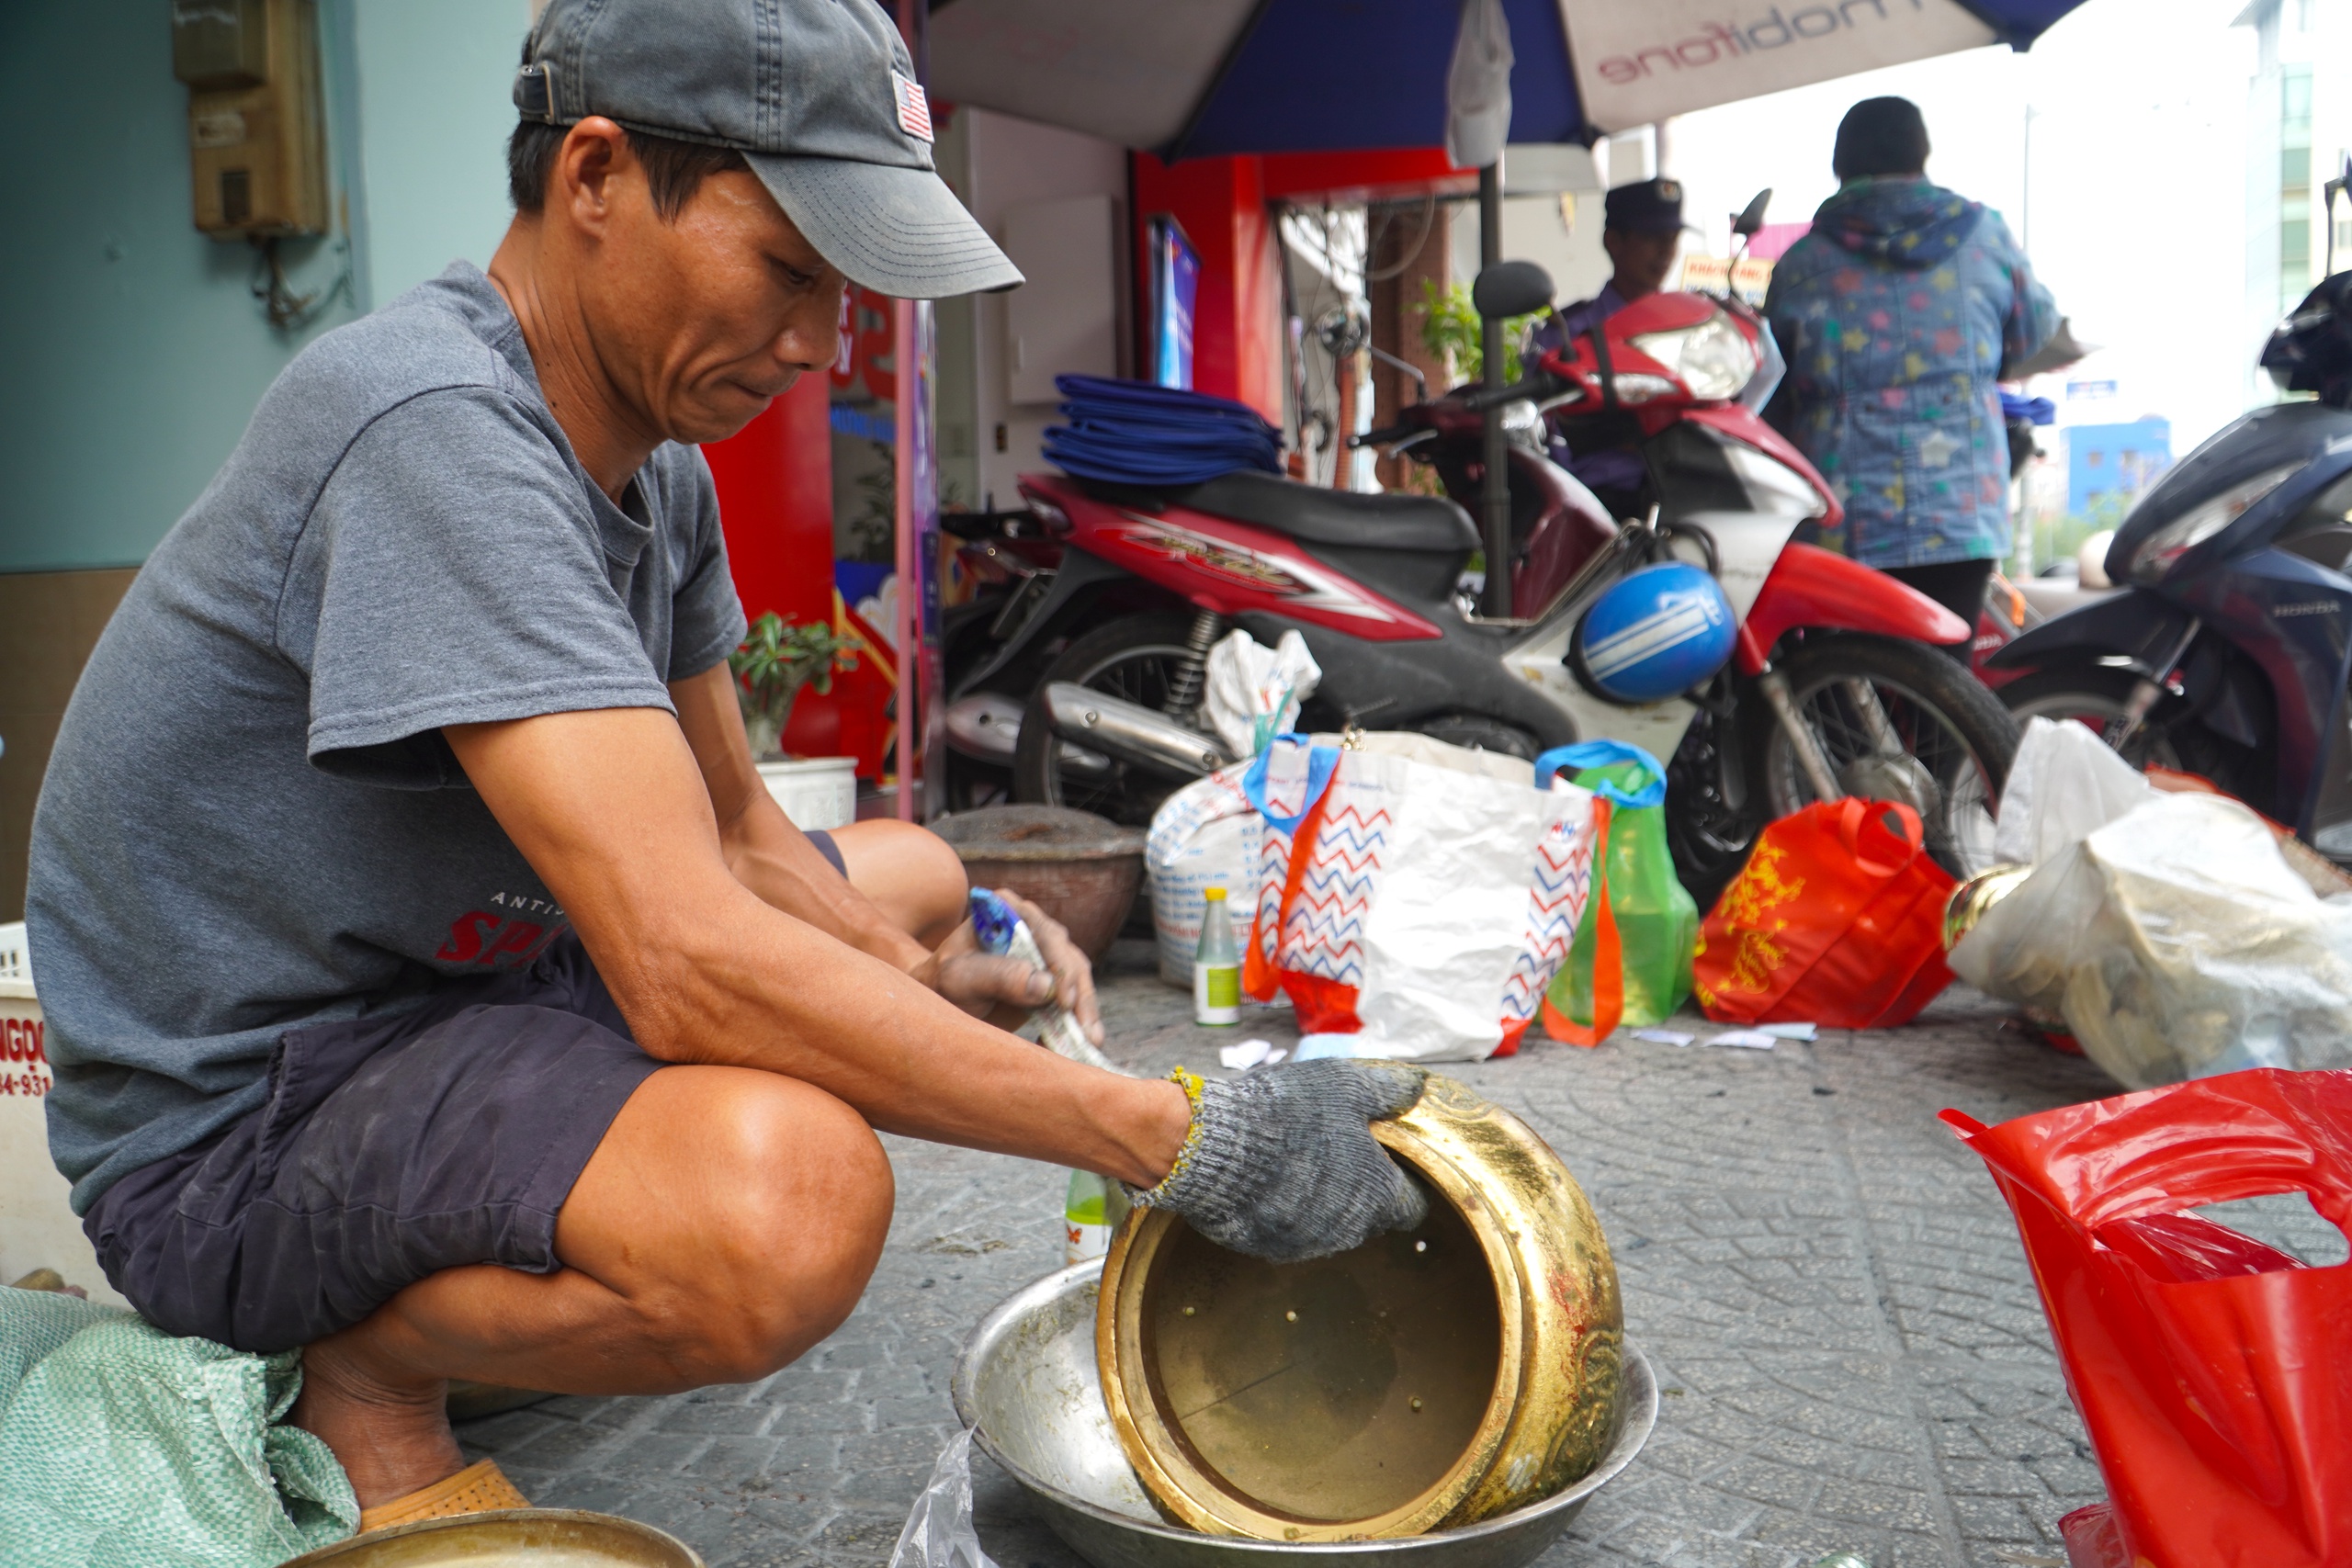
<box><xmin>449</xmin><ymin>938</ymin><xmax>2295</xmax><ymax>1568</ymax></box>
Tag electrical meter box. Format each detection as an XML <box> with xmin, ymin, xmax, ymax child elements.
<box><xmin>171</xmin><ymin>0</ymin><xmax>328</xmax><ymax>238</ymax></box>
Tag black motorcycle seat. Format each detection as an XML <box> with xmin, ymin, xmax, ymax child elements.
<box><xmin>1176</xmin><ymin>470</ymin><xmax>1478</xmax><ymax>555</ymax></box>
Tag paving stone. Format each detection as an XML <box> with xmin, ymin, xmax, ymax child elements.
<box><xmin>659</xmin><ymin>1402</ymin><xmax>784</xmax><ymax>1437</ymax></box>
<box><xmin>452</xmin><ymin>939</ymin><xmax>2130</xmax><ymax>1565</ymax></box>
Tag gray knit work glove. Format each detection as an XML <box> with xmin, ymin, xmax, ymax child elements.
<box><xmin>1136</xmin><ymin>1059</ymin><xmax>1430</xmax><ymax>1262</ymax></box>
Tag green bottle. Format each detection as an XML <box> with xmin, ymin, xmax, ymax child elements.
<box><xmin>1193</xmin><ymin>885</ymin><xmax>1241</xmax><ymax>1026</ymax></box>
<box><xmin>1063</xmin><ymin>1168</ymin><xmax>1132</xmax><ymax>1266</ymax></box>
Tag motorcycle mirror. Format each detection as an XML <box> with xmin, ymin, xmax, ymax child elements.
<box><xmin>1733</xmin><ymin>189</ymin><xmax>1772</xmax><ymax>239</ymax></box>
<box><xmin>1472</xmin><ymin>260</ymin><xmax>1555</xmax><ymax>321</ymax></box>
<box><xmin>1312</xmin><ymin>304</ymin><xmax>1369</xmax><ymax>361</ymax></box>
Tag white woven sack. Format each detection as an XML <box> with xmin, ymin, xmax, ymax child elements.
<box><xmin>1245</xmin><ymin>733</ymin><xmax>1599</xmax><ymax>1060</ymax></box>
<box><xmin>1145</xmin><ymin>769</ymin><xmax>1261</xmax><ymax>987</ymax></box>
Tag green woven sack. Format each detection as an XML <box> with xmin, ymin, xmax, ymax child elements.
<box><xmin>0</xmin><ymin>1287</ymin><xmax>357</xmax><ymax>1566</ymax></box>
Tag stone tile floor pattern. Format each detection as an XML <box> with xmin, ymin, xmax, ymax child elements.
<box><xmin>452</xmin><ymin>939</ymin><xmax>2335</xmax><ymax>1568</ymax></box>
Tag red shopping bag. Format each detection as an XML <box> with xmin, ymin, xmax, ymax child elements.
<box><xmin>1691</xmin><ymin>798</ymin><xmax>1954</xmax><ymax>1029</ymax></box>
<box><xmin>1945</xmin><ymin>1070</ymin><xmax>2352</xmax><ymax>1568</ymax></box>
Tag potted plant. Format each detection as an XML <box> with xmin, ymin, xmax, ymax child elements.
<box><xmin>729</xmin><ymin>611</ymin><xmax>860</xmax><ymax>760</ymax></box>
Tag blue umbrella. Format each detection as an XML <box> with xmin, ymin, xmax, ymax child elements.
<box><xmin>933</xmin><ymin>0</ymin><xmax>2095</xmax><ymax>160</ymax></box>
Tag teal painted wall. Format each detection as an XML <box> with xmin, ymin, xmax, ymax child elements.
<box><xmin>348</xmin><ymin>0</ymin><xmax>532</xmax><ymax>305</ymax></box>
<box><xmin>0</xmin><ymin>0</ymin><xmax>528</xmax><ymax>574</ymax></box>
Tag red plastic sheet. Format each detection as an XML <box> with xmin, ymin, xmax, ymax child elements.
<box><xmin>1945</xmin><ymin>1069</ymin><xmax>2352</xmax><ymax>1568</ymax></box>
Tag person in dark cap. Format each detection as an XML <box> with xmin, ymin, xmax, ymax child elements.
<box><xmin>1527</xmin><ymin>176</ymin><xmax>1689</xmax><ymax>517</ymax></box>
<box><xmin>1765</xmin><ymin>96</ymin><xmax>2059</xmax><ymax>642</ymax></box>
<box><xmin>28</xmin><ymin>0</ymin><xmax>1434</xmax><ymax>1529</ymax></box>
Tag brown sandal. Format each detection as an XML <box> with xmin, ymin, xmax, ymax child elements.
<box><xmin>356</xmin><ymin>1458</ymin><xmax>530</xmax><ymax>1534</ymax></box>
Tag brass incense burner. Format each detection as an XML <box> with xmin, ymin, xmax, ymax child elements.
<box><xmin>1941</xmin><ymin>863</ymin><xmax>2034</xmax><ymax>952</ymax></box>
<box><xmin>1096</xmin><ymin>1074</ymin><xmax>1622</xmax><ymax>1542</ymax></box>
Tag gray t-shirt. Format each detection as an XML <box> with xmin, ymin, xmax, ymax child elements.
<box><xmin>28</xmin><ymin>262</ymin><xmax>748</xmax><ymax>1213</ymax></box>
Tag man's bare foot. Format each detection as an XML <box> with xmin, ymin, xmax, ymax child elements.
<box><xmin>290</xmin><ymin>1331</ymin><xmax>466</xmax><ymax>1509</ymax></box>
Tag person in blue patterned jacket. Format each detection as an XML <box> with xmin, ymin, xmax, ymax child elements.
<box><xmin>1765</xmin><ymin>96</ymin><xmax>2060</xmax><ymax>647</ymax></box>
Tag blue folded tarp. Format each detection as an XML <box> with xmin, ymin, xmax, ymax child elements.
<box><xmin>1043</xmin><ymin>375</ymin><xmax>1283</xmax><ymax>488</ymax></box>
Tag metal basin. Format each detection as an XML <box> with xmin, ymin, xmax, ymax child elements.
<box><xmin>951</xmin><ymin>1262</ymin><xmax>1656</xmax><ymax>1568</ymax></box>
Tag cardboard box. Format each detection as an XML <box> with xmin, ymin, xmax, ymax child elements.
<box><xmin>0</xmin><ymin>924</ymin><xmax>125</xmax><ymax>1305</ymax></box>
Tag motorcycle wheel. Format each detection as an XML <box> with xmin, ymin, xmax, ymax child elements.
<box><xmin>1751</xmin><ymin>635</ymin><xmax>2019</xmax><ymax>879</ymax></box>
<box><xmin>1996</xmin><ymin>667</ymin><xmax>2187</xmax><ymax>772</ymax></box>
<box><xmin>1410</xmin><ymin>713</ymin><xmax>1540</xmax><ymax>760</ymax></box>
<box><xmin>1012</xmin><ymin>612</ymin><xmax>1210</xmax><ymax>828</ymax></box>
<box><xmin>1663</xmin><ymin>705</ymin><xmax>1758</xmax><ymax>908</ymax></box>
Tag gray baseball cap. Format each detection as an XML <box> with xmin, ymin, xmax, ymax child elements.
<box><xmin>514</xmin><ymin>0</ymin><xmax>1022</xmax><ymax>298</ymax></box>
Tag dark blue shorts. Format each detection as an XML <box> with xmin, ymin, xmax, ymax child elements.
<box><xmin>808</xmin><ymin>827</ymin><xmax>845</xmax><ymax>876</ymax></box>
<box><xmin>85</xmin><ymin>831</ymin><xmax>846</xmax><ymax>1353</ymax></box>
<box><xmin>84</xmin><ymin>934</ymin><xmax>664</xmax><ymax>1353</ymax></box>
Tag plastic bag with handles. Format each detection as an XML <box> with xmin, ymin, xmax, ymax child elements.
<box><xmin>1946</xmin><ymin>1068</ymin><xmax>2352</xmax><ymax>1568</ymax></box>
<box><xmin>1537</xmin><ymin>741</ymin><xmax>1695</xmax><ymax>1043</ymax></box>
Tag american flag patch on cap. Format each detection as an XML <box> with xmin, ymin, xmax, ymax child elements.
<box><xmin>891</xmin><ymin>71</ymin><xmax>933</xmax><ymax>142</ymax></box>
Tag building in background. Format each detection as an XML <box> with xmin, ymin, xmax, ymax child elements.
<box><xmin>2238</xmin><ymin>0</ymin><xmax>2352</xmax><ymax>404</ymax></box>
<box><xmin>2066</xmin><ymin>419</ymin><xmax>2175</xmax><ymax>519</ymax></box>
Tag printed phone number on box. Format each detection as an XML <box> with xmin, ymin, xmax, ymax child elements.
<box><xmin>0</xmin><ymin>1018</ymin><xmax>51</xmax><ymax>1094</ymax></box>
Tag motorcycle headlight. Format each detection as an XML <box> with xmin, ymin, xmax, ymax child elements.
<box><xmin>1628</xmin><ymin>312</ymin><xmax>1758</xmax><ymax>402</ymax></box>
<box><xmin>2120</xmin><ymin>462</ymin><xmax>2301</xmax><ymax>584</ymax></box>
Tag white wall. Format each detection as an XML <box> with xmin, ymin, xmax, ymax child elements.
<box><xmin>941</xmin><ymin>109</ymin><xmax>1129</xmax><ymax>511</ymax></box>
<box><xmin>1461</xmin><ymin>195</ymin><xmax>1611</xmax><ymax>312</ymax></box>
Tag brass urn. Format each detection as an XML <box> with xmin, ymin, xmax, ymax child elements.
<box><xmin>1095</xmin><ymin>1073</ymin><xmax>1623</xmax><ymax>1541</ymax></box>
<box><xmin>1942</xmin><ymin>863</ymin><xmax>2034</xmax><ymax>952</ymax></box>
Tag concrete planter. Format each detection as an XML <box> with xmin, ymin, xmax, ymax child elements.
<box><xmin>757</xmin><ymin>757</ymin><xmax>859</xmax><ymax>831</ymax></box>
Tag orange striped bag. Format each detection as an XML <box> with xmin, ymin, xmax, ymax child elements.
<box><xmin>1238</xmin><ymin>733</ymin><xmax>1600</xmax><ymax>1061</ymax></box>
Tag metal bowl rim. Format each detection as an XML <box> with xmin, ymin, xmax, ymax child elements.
<box><xmin>950</xmin><ymin>1260</ymin><xmax>1658</xmax><ymax>1557</ymax></box>
<box><xmin>279</xmin><ymin>1507</ymin><xmax>704</xmax><ymax>1566</ymax></box>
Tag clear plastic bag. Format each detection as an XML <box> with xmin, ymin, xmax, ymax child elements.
<box><xmin>1952</xmin><ymin>791</ymin><xmax>2352</xmax><ymax>1088</ymax></box>
<box><xmin>888</xmin><ymin>1427</ymin><xmax>1001</xmax><ymax>1568</ymax></box>
<box><xmin>1990</xmin><ymin>716</ymin><xmax>2155</xmax><ymax>868</ymax></box>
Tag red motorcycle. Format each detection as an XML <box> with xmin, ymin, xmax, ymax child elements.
<box><xmin>947</xmin><ymin>264</ymin><xmax>2018</xmax><ymax>899</ymax></box>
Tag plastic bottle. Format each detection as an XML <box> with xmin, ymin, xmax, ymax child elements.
<box><xmin>1193</xmin><ymin>885</ymin><xmax>1241</xmax><ymax>1026</ymax></box>
<box><xmin>1062</xmin><ymin>1168</ymin><xmax>1132</xmax><ymax>1265</ymax></box>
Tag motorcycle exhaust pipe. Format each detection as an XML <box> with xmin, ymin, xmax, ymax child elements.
<box><xmin>944</xmin><ymin>692</ymin><xmax>1115</xmax><ymax>778</ymax></box>
<box><xmin>1043</xmin><ymin>682</ymin><xmax>1229</xmax><ymax>777</ymax></box>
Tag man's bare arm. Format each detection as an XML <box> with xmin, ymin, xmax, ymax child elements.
<box><xmin>443</xmin><ymin>705</ymin><xmax>1188</xmax><ymax>1184</ymax></box>
<box><xmin>667</xmin><ymin>662</ymin><xmax>929</xmax><ymax>972</ymax></box>
<box><xmin>666</xmin><ymin>663</ymin><xmax>1102</xmax><ymax>1038</ymax></box>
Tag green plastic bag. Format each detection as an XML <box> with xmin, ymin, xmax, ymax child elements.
<box><xmin>1537</xmin><ymin>743</ymin><xmax>1697</xmax><ymax>1036</ymax></box>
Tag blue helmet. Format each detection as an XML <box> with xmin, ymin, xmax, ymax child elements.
<box><xmin>1573</xmin><ymin>562</ymin><xmax>1737</xmax><ymax>704</ymax></box>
